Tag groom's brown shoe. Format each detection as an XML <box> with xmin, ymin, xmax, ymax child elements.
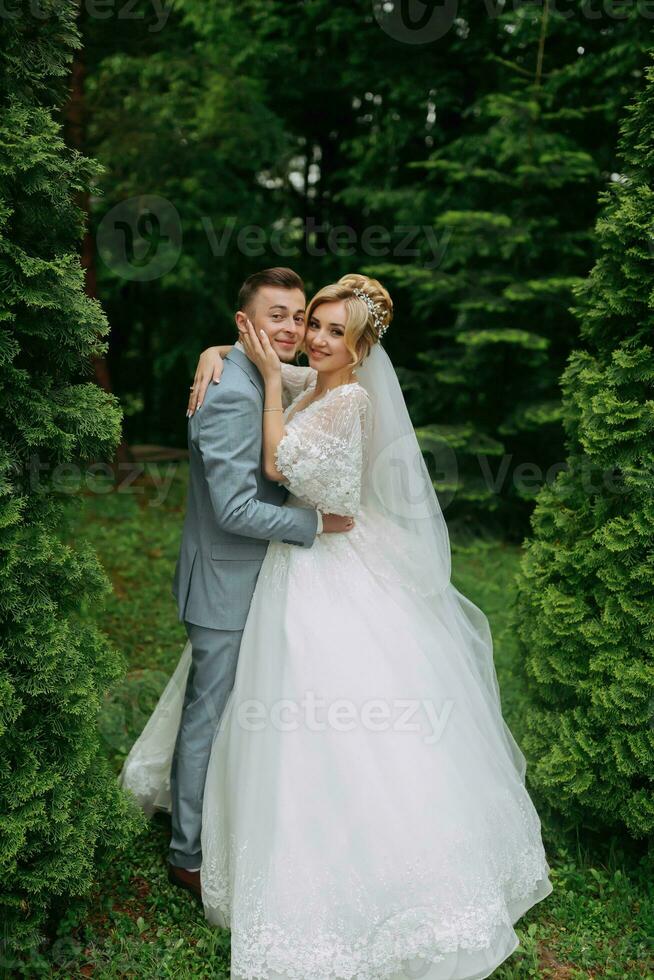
<box><xmin>167</xmin><ymin>863</ymin><xmax>202</xmax><ymax>902</ymax></box>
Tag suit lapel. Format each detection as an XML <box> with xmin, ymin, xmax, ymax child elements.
<box><xmin>225</xmin><ymin>347</ymin><xmax>264</xmax><ymax>398</ymax></box>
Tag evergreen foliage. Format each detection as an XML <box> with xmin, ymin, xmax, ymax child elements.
<box><xmin>0</xmin><ymin>1</ymin><xmax>139</xmax><ymax>958</ymax></box>
<box><xmin>514</xmin><ymin>55</ymin><xmax>654</xmax><ymax>838</ymax></box>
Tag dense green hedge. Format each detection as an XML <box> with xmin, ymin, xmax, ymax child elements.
<box><xmin>514</xmin><ymin>56</ymin><xmax>654</xmax><ymax>838</ymax></box>
<box><xmin>0</xmin><ymin>2</ymin><xmax>139</xmax><ymax>960</ymax></box>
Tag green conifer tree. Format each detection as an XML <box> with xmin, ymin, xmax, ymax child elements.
<box><xmin>0</xmin><ymin>1</ymin><xmax>139</xmax><ymax>958</ymax></box>
<box><xmin>364</xmin><ymin>5</ymin><xmax>651</xmax><ymax>538</ymax></box>
<box><xmin>513</xmin><ymin>55</ymin><xmax>654</xmax><ymax>838</ymax></box>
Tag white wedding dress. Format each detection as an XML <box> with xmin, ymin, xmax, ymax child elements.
<box><xmin>120</xmin><ymin>349</ymin><xmax>553</xmax><ymax>980</ymax></box>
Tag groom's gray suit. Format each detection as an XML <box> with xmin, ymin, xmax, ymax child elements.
<box><xmin>169</xmin><ymin>345</ymin><xmax>319</xmax><ymax>869</ymax></box>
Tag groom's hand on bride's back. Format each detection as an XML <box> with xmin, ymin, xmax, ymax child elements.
<box><xmin>322</xmin><ymin>514</ymin><xmax>355</xmax><ymax>534</ymax></box>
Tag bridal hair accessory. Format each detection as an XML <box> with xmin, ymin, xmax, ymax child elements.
<box><xmin>352</xmin><ymin>288</ymin><xmax>389</xmax><ymax>339</ymax></box>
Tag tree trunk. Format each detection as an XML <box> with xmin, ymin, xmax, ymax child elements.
<box><xmin>65</xmin><ymin>10</ymin><xmax>134</xmax><ymax>476</ymax></box>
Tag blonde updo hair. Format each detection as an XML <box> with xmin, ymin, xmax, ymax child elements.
<box><xmin>303</xmin><ymin>273</ymin><xmax>393</xmax><ymax>368</ymax></box>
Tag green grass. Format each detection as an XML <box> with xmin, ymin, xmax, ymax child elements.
<box><xmin>35</xmin><ymin>463</ymin><xmax>653</xmax><ymax>978</ymax></box>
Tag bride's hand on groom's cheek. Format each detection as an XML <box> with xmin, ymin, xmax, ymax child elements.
<box><xmin>187</xmin><ymin>346</ymin><xmax>224</xmax><ymax>417</ymax></box>
<box><xmin>242</xmin><ymin>319</ymin><xmax>281</xmax><ymax>379</ymax></box>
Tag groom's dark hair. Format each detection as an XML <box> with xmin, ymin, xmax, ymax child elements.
<box><xmin>238</xmin><ymin>267</ymin><xmax>305</xmax><ymax>313</ymax></box>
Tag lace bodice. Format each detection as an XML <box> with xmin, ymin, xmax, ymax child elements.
<box><xmin>274</xmin><ymin>380</ymin><xmax>372</xmax><ymax>516</ymax></box>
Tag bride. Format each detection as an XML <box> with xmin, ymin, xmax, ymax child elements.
<box><xmin>120</xmin><ymin>273</ymin><xmax>553</xmax><ymax>980</ymax></box>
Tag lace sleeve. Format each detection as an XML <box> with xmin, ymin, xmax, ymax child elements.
<box><xmin>275</xmin><ymin>385</ymin><xmax>371</xmax><ymax>515</ymax></box>
<box><xmin>280</xmin><ymin>363</ymin><xmax>317</xmax><ymax>410</ymax></box>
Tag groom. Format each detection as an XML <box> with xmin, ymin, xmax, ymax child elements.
<box><xmin>169</xmin><ymin>267</ymin><xmax>352</xmax><ymax>898</ymax></box>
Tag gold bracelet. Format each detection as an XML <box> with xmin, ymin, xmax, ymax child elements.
<box><xmin>263</xmin><ymin>408</ymin><xmax>283</xmax><ymax>413</ymax></box>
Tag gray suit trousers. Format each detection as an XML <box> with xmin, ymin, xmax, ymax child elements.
<box><xmin>168</xmin><ymin>620</ymin><xmax>241</xmax><ymax>869</ymax></box>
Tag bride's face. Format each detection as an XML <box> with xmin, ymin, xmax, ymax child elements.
<box><xmin>305</xmin><ymin>301</ymin><xmax>352</xmax><ymax>374</ymax></box>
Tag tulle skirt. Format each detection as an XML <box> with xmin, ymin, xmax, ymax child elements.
<box><xmin>120</xmin><ymin>510</ymin><xmax>553</xmax><ymax>980</ymax></box>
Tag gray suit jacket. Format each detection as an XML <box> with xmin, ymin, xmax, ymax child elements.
<box><xmin>172</xmin><ymin>347</ymin><xmax>318</xmax><ymax>630</ymax></box>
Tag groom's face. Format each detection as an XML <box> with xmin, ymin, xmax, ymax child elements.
<box><xmin>243</xmin><ymin>286</ymin><xmax>307</xmax><ymax>362</ymax></box>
